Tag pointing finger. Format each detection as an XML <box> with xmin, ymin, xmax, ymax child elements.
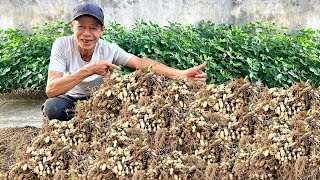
<box><xmin>195</xmin><ymin>62</ymin><xmax>206</xmax><ymax>71</ymax></box>
<box><xmin>108</xmin><ymin>63</ymin><xmax>121</xmax><ymax>70</ymax></box>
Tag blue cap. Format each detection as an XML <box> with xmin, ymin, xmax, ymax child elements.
<box><xmin>72</xmin><ymin>2</ymin><xmax>104</xmax><ymax>26</ymax></box>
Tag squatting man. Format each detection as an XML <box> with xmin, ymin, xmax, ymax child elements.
<box><xmin>42</xmin><ymin>2</ymin><xmax>207</xmax><ymax>121</ymax></box>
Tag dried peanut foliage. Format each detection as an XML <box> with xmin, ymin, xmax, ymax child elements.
<box><xmin>6</xmin><ymin>70</ymin><xmax>320</xmax><ymax>180</ymax></box>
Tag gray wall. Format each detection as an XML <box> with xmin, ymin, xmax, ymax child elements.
<box><xmin>0</xmin><ymin>0</ymin><xmax>319</xmax><ymax>31</ymax></box>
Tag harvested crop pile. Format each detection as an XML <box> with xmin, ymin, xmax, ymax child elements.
<box><xmin>6</xmin><ymin>70</ymin><xmax>320</xmax><ymax>179</ymax></box>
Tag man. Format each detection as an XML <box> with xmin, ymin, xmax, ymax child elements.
<box><xmin>43</xmin><ymin>2</ymin><xmax>206</xmax><ymax>121</ymax></box>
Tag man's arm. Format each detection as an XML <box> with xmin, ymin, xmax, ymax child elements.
<box><xmin>46</xmin><ymin>60</ymin><xmax>121</xmax><ymax>98</ymax></box>
<box><xmin>125</xmin><ymin>56</ymin><xmax>207</xmax><ymax>82</ymax></box>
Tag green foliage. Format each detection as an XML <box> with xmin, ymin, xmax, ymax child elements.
<box><xmin>103</xmin><ymin>21</ymin><xmax>320</xmax><ymax>88</ymax></box>
<box><xmin>0</xmin><ymin>21</ymin><xmax>319</xmax><ymax>93</ymax></box>
<box><xmin>0</xmin><ymin>22</ymin><xmax>71</xmax><ymax>93</ymax></box>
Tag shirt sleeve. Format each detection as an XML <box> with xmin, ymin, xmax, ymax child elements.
<box><xmin>111</xmin><ymin>43</ymin><xmax>135</xmax><ymax>66</ymax></box>
<box><xmin>48</xmin><ymin>37</ymin><xmax>67</xmax><ymax>73</ymax></box>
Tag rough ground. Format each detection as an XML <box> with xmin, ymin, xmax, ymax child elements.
<box><xmin>0</xmin><ymin>98</ymin><xmax>44</xmax><ymax>128</ymax></box>
<box><xmin>0</xmin><ymin>126</ymin><xmax>40</xmax><ymax>175</ymax></box>
<box><xmin>0</xmin><ymin>91</ymin><xmax>45</xmax><ymax>174</ymax></box>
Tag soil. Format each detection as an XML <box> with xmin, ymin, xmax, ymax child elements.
<box><xmin>0</xmin><ymin>126</ymin><xmax>40</xmax><ymax>174</ymax></box>
<box><xmin>0</xmin><ymin>93</ymin><xmax>45</xmax><ymax>176</ymax></box>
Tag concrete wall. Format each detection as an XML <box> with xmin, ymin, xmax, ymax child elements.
<box><xmin>0</xmin><ymin>0</ymin><xmax>319</xmax><ymax>31</ymax></box>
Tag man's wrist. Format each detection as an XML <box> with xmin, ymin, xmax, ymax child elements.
<box><xmin>173</xmin><ymin>70</ymin><xmax>184</xmax><ymax>79</ymax></box>
<box><xmin>78</xmin><ymin>65</ymin><xmax>93</xmax><ymax>77</ymax></box>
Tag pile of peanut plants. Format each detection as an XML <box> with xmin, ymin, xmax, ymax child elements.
<box><xmin>5</xmin><ymin>70</ymin><xmax>320</xmax><ymax>180</ymax></box>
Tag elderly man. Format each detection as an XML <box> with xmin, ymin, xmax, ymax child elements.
<box><xmin>43</xmin><ymin>2</ymin><xmax>207</xmax><ymax>121</ymax></box>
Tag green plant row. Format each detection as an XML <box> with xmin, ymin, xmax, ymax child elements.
<box><xmin>0</xmin><ymin>21</ymin><xmax>319</xmax><ymax>93</ymax></box>
<box><xmin>0</xmin><ymin>22</ymin><xmax>71</xmax><ymax>93</ymax></box>
<box><xmin>103</xmin><ymin>21</ymin><xmax>320</xmax><ymax>88</ymax></box>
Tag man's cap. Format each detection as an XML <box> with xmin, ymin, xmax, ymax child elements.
<box><xmin>71</xmin><ymin>2</ymin><xmax>104</xmax><ymax>26</ymax></box>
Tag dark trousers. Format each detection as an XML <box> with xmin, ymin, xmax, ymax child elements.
<box><xmin>42</xmin><ymin>94</ymin><xmax>89</xmax><ymax>121</ymax></box>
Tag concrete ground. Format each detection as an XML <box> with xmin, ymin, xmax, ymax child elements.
<box><xmin>0</xmin><ymin>99</ymin><xmax>44</xmax><ymax>128</ymax></box>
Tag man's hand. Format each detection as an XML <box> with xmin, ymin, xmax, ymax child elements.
<box><xmin>46</xmin><ymin>60</ymin><xmax>121</xmax><ymax>98</ymax></box>
<box><xmin>86</xmin><ymin>60</ymin><xmax>121</xmax><ymax>76</ymax></box>
<box><xmin>180</xmin><ymin>62</ymin><xmax>207</xmax><ymax>82</ymax></box>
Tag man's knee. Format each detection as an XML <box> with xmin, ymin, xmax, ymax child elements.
<box><xmin>42</xmin><ymin>97</ymin><xmax>74</xmax><ymax>121</ymax></box>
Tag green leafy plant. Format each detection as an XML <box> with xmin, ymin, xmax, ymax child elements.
<box><xmin>0</xmin><ymin>22</ymin><xmax>71</xmax><ymax>93</ymax></box>
<box><xmin>103</xmin><ymin>21</ymin><xmax>320</xmax><ymax>88</ymax></box>
<box><xmin>0</xmin><ymin>21</ymin><xmax>319</xmax><ymax>93</ymax></box>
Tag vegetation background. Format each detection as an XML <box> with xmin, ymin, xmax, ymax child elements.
<box><xmin>0</xmin><ymin>21</ymin><xmax>319</xmax><ymax>94</ymax></box>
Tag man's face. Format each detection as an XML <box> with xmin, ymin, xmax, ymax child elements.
<box><xmin>70</xmin><ymin>15</ymin><xmax>104</xmax><ymax>52</ymax></box>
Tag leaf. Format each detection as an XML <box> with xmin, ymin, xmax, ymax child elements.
<box><xmin>215</xmin><ymin>46</ymin><xmax>224</xmax><ymax>51</ymax></box>
<box><xmin>309</xmin><ymin>67</ymin><xmax>320</xmax><ymax>76</ymax></box>
<box><xmin>299</xmin><ymin>59</ymin><xmax>308</xmax><ymax>66</ymax></box>
<box><xmin>27</xmin><ymin>64</ymin><xmax>36</xmax><ymax>69</ymax></box>
<box><xmin>282</xmin><ymin>63</ymin><xmax>293</xmax><ymax>69</ymax></box>
<box><xmin>0</xmin><ymin>67</ymin><xmax>10</xmax><ymax>76</ymax></box>
<box><xmin>276</xmin><ymin>74</ymin><xmax>283</xmax><ymax>80</ymax></box>
<box><xmin>249</xmin><ymin>72</ymin><xmax>258</xmax><ymax>81</ymax></box>
<box><xmin>288</xmin><ymin>71</ymin><xmax>299</xmax><ymax>79</ymax></box>
<box><xmin>21</xmin><ymin>71</ymin><xmax>32</xmax><ymax>79</ymax></box>
<box><xmin>234</xmin><ymin>62</ymin><xmax>242</xmax><ymax>67</ymax></box>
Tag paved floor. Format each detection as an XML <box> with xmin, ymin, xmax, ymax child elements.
<box><xmin>0</xmin><ymin>99</ymin><xmax>44</xmax><ymax>128</ymax></box>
